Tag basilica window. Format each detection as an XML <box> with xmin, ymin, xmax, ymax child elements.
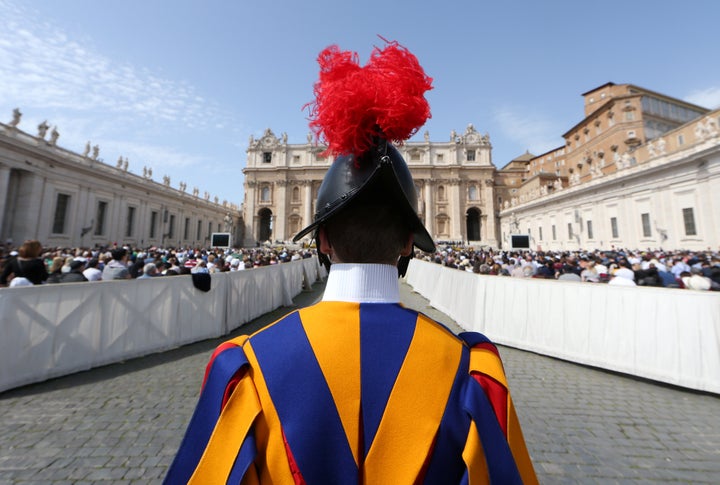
<box><xmin>438</xmin><ymin>185</ymin><xmax>446</xmax><ymax>201</ymax></box>
<box><xmin>466</xmin><ymin>150</ymin><xmax>476</xmax><ymax>161</ymax></box>
<box><xmin>263</xmin><ymin>152</ymin><xmax>272</xmax><ymax>163</ymax></box>
<box><xmin>468</xmin><ymin>185</ymin><xmax>478</xmax><ymax>201</ymax></box>
<box><xmin>260</xmin><ymin>186</ymin><xmax>271</xmax><ymax>203</ymax></box>
<box><xmin>292</xmin><ymin>186</ymin><xmax>300</xmax><ymax>203</ymax></box>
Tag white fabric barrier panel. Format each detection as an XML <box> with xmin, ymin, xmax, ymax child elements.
<box><xmin>0</xmin><ymin>257</ymin><xmax>326</xmax><ymax>393</ymax></box>
<box><xmin>406</xmin><ymin>259</ymin><xmax>720</xmax><ymax>394</ymax></box>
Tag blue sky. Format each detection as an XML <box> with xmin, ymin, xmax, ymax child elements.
<box><xmin>2</xmin><ymin>0</ymin><xmax>719</xmax><ymax>207</ymax></box>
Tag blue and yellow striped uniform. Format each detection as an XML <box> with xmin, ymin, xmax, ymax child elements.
<box><xmin>165</xmin><ymin>301</ymin><xmax>537</xmax><ymax>484</ymax></box>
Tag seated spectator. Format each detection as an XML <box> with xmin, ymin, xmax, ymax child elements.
<box><xmin>0</xmin><ymin>239</ymin><xmax>48</xmax><ymax>286</ymax></box>
<box><xmin>46</xmin><ymin>256</ymin><xmax>65</xmax><ymax>284</ymax></box>
<box><xmin>102</xmin><ymin>248</ymin><xmax>131</xmax><ymax>280</ymax></box>
<box><xmin>138</xmin><ymin>263</ymin><xmax>159</xmax><ymax>279</ymax></box>
<box><xmin>59</xmin><ymin>260</ymin><xmax>88</xmax><ymax>283</ymax></box>
<box><xmin>581</xmin><ymin>261</ymin><xmax>600</xmax><ymax>282</ymax></box>
<box><xmin>681</xmin><ymin>267</ymin><xmax>712</xmax><ymax>291</ymax></box>
<box><xmin>83</xmin><ymin>259</ymin><xmax>103</xmax><ymax>281</ymax></box>
<box><xmin>608</xmin><ymin>266</ymin><xmax>637</xmax><ymax>286</ymax></box>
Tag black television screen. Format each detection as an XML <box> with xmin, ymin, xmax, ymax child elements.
<box><xmin>510</xmin><ymin>234</ymin><xmax>530</xmax><ymax>250</ymax></box>
<box><xmin>211</xmin><ymin>233</ymin><xmax>231</xmax><ymax>248</ymax></box>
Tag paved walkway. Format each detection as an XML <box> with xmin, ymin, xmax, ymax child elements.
<box><xmin>1</xmin><ymin>280</ymin><xmax>719</xmax><ymax>484</ymax></box>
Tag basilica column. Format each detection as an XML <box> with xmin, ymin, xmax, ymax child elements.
<box><xmin>275</xmin><ymin>180</ymin><xmax>288</xmax><ymax>242</ymax></box>
<box><xmin>303</xmin><ymin>181</ymin><xmax>313</xmax><ymax>232</ymax></box>
<box><xmin>423</xmin><ymin>180</ymin><xmax>434</xmax><ymax>239</ymax></box>
<box><xmin>244</xmin><ymin>180</ymin><xmax>257</xmax><ymax>246</ymax></box>
<box><xmin>449</xmin><ymin>179</ymin><xmax>462</xmax><ymax>241</ymax></box>
<box><xmin>0</xmin><ymin>165</ymin><xmax>10</xmax><ymax>240</ymax></box>
<box><xmin>483</xmin><ymin>178</ymin><xmax>498</xmax><ymax>247</ymax></box>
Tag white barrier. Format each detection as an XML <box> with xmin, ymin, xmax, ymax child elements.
<box><xmin>0</xmin><ymin>257</ymin><xmax>326</xmax><ymax>393</ymax></box>
<box><xmin>406</xmin><ymin>259</ymin><xmax>720</xmax><ymax>394</ymax></box>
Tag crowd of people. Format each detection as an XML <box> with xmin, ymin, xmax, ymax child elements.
<box><xmin>3</xmin><ymin>240</ymin><xmax>720</xmax><ymax>291</ymax></box>
<box><xmin>418</xmin><ymin>245</ymin><xmax>720</xmax><ymax>291</ymax></box>
<box><xmin>0</xmin><ymin>240</ymin><xmax>315</xmax><ymax>288</ymax></box>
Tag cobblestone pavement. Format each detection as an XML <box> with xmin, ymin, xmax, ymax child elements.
<box><xmin>1</xmin><ymin>280</ymin><xmax>719</xmax><ymax>484</ymax></box>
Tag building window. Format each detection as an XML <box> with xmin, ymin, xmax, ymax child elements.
<box><xmin>184</xmin><ymin>217</ymin><xmax>190</xmax><ymax>240</ymax></box>
<box><xmin>610</xmin><ymin>217</ymin><xmax>619</xmax><ymax>238</ymax></box>
<box><xmin>567</xmin><ymin>223</ymin><xmax>573</xmax><ymax>240</ymax></box>
<box><xmin>466</xmin><ymin>150</ymin><xmax>476</xmax><ymax>161</ymax></box>
<box><xmin>95</xmin><ymin>201</ymin><xmax>108</xmax><ymax>236</ymax></box>
<box><xmin>641</xmin><ymin>213</ymin><xmax>651</xmax><ymax>237</ymax></box>
<box><xmin>552</xmin><ymin>225</ymin><xmax>556</xmax><ymax>240</ymax></box>
<box><xmin>682</xmin><ymin>208</ymin><xmax>697</xmax><ymax>236</ymax></box>
<box><xmin>150</xmin><ymin>211</ymin><xmax>158</xmax><ymax>238</ymax></box>
<box><xmin>625</xmin><ymin>111</ymin><xmax>635</xmax><ymax>121</ymax></box>
<box><xmin>438</xmin><ymin>185</ymin><xmax>446</xmax><ymax>201</ymax></box>
<box><xmin>52</xmin><ymin>193</ymin><xmax>70</xmax><ymax>234</ymax></box>
<box><xmin>208</xmin><ymin>221</ymin><xmax>212</xmax><ymax>238</ymax></box>
<box><xmin>410</xmin><ymin>152</ymin><xmax>421</xmax><ymax>161</ymax></box>
<box><xmin>539</xmin><ymin>226</ymin><xmax>543</xmax><ymax>241</ymax></box>
<box><xmin>197</xmin><ymin>220</ymin><xmax>202</xmax><ymax>240</ymax></box>
<box><xmin>586</xmin><ymin>220</ymin><xmax>593</xmax><ymax>239</ymax></box>
<box><xmin>436</xmin><ymin>154</ymin><xmax>444</xmax><ymax>163</ymax></box>
<box><xmin>168</xmin><ymin>215</ymin><xmax>176</xmax><ymax>239</ymax></box>
<box><xmin>263</xmin><ymin>152</ymin><xmax>272</xmax><ymax>163</ymax></box>
<box><xmin>292</xmin><ymin>186</ymin><xmax>300</xmax><ymax>203</ymax></box>
<box><xmin>468</xmin><ymin>185</ymin><xmax>478</xmax><ymax>201</ymax></box>
<box><xmin>125</xmin><ymin>206</ymin><xmax>136</xmax><ymax>238</ymax></box>
<box><xmin>677</xmin><ymin>134</ymin><xmax>684</xmax><ymax>145</ymax></box>
<box><xmin>293</xmin><ymin>155</ymin><xmax>300</xmax><ymax>164</ymax></box>
<box><xmin>261</xmin><ymin>186</ymin><xmax>271</xmax><ymax>202</ymax></box>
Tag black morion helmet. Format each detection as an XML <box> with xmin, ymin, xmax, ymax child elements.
<box><xmin>293</xmin><ymin>139</ymin><xmax>435</xmax><ymax>276</ymax></box>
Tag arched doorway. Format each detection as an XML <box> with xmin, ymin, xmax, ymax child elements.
<box><xmin>258</xmin><ymin>208</ymin><xmax>272</xmax><ymax>242</ymax></box>
<box><xmin>466</xmin><ymin>208</ymin><xmax>481</xmax><ymax>241</ymax></box>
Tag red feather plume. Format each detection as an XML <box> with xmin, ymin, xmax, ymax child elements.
<box><xmin>305</xmin><ymin>40</ymin><xmax>433</xmax><ymax>159</ymax></box>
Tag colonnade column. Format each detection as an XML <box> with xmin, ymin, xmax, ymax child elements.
<box><xmin>0</xmin><ymin>165</ymin><xmax>10</xmax><ymax>240</ymax></box>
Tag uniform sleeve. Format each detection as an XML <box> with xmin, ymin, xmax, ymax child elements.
<box><xmin>164</xmin><ymin>336</ymin><xmax>262</xmax><ymax>485</ymax></box>
<box><xmin>459</xmin><ymin>332</ymin><xmax>538</xmax><ymax>485</ymax></box>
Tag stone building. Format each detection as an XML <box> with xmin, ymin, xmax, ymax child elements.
<box><xmin>0</xmin><ymin>110</ymin><xmax>242</xmax><ymax>250</ymax></box>
<box><xmin>496</xmin><ymin>83</ymin><xmax>720</xmax><ymax>251</ymax></box>
<box><xmin>244</xmin><ymin>83</ymin><xmax>720</xmax><ymax>252</ymax></box>
<box><xmin>242</xmin><ymin>125</ymin><xmax>498</xmax><ymax>247</ymax></box>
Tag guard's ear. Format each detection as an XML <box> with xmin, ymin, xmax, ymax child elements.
<box><xmin>400</xmin><ymin>233</ymin><xmax>414</xmax><ymax>257</ymax></box>
<box><xmin>318</xmin><ymin>226</ymin><xmax>333</xmax><ymax>257</ymax></box>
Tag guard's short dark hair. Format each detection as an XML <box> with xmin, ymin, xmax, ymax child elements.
<box><xmin>323</xmin><ymin>195</ymin><xmax>412</xmax><ymax>265</ymax></box>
